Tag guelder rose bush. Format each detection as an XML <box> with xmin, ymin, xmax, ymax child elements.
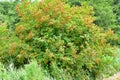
<box><xmin>0</xmin><ymin>0</ymin><xmax>119</xmax><ymax>79</ymax></box>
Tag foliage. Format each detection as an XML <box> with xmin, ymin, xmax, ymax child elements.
<box><xmin>0</xmin><ymin>24</ymin><xmax>29</xmax><ymax>67</ymax></box>
<box><xmin>0</xmin><ymin>0</ymin><xmax>119</xmax><ymax>79</ymax></box>
<box><xmin>0</xmin><ymin>1</ymin><xmax>19</xmax><ymax>30</ymax></box>
<box><xmin>0</xmin><ymin>60</ymin><xmax>54</xmax><ymax>80</ymax></box>
<box><xmin>67</xmin><ymin>0</ymin><xmax>117</xmax><ymax>28</ymax></box>
<box><xmin>112</xmin><ymin>0</ymin><xmax>120</xmax><ymax>45</ymax></box>
<box><xmin>67</xmin><ymin>0</ymin><xmax>120</xmax><ymax>46</ymax></box>
<box><xmin>113</xmin><ymin>0</ymin><xmax>120</xmax><ymax>25</ymax></box>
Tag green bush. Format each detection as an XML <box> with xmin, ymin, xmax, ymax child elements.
<box><xmin>113</xmin><ymin>0</ymin><xmax>120</xmax><ymax>25</ymax></box>
<box><xmin>0</xmin><ymin>0</ymin><xmax>119</xmax><ymax>79</ymax></box>
<box><xmin>0</xmin><ymin>25</ymin><xmax>16</xmax><ymax>63</ymax></box>
<box><xmin>0</xmin><ymin>1</ymin><xmax>19</xmax><ymax>30</ymax></box>
<box><xmin>0</xmin><ymin>60</ymin><xmax>54</xmax><ymax>80</ymax></box>
<box><xmin>67</xmin><ymin>0</ymin><xmax>120</xmax><ymax>46</ymax></box>
<box><xmin>1</xmin><ymin>60</ymin><xmax>118</xmax><ymax>80</ymax></box>
<box><xmin>112</xmin><ymin>0</ymin><xmax>120</xmax><ymax>45</ymax></box>
<box><xmin>67</xmin><ymin>0</ymin><xmax>117</xmax><ymax>29</ymax></box>
<box><xmin>0</xmin><ymin>25</ymin><xmax>29</xmax><ymax>67</ymax></box>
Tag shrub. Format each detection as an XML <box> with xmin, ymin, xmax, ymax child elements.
<box><xmin>0</xmin><ymin>60</ymin><xmax>74</xmax><ymax>80</ymax></box>
<box><xmin>67</xmin><ymin>0</ymin><xmax>117</xmax><ymax>29</ymax></box>
<box><xmin>0</xmin><ymin>60</ymin><xmax>54</xmax><ymax>80</ymax></box>
<box><xmin>113</xmin><ymin>0</ymin><xmax>120</xmax><ymax>25</ymax></box>
<box><xmin>0</xmin><ymin>1</ymin><xmax>19</xmax><ymax>30</ymax></box>
<box><xmin>0</xmin><ymin>0</ymin><xmax>119</xmax><ymax>79</ymax></box>
<box><xmin>112</xmin><ymin>0</ymin><xmax>120</xmax><ymax>45</ymax></box>
<box><xmin>0</xmin><ymin>25</ymin><xmax>29</xmax><ymax>67</ymax></box>
<box><xmin>67</xmin><ymin>0</ymin><xmax>120</xmax><ymax>46</ymax></box>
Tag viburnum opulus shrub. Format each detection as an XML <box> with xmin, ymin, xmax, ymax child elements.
<box><xmin>1</xmin><ymin>0</ymin><xmax>119</xmax><ymax>79</ymax></box>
